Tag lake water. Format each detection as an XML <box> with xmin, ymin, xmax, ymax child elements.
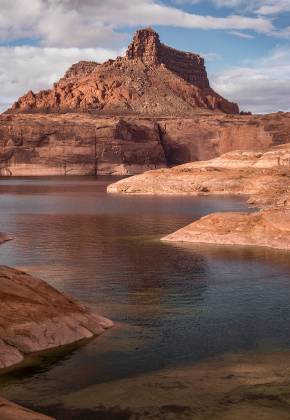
<box><xmin>1</xmin><ymin>177</ymin><xmax>290</xmax><ymax>418</ymax></box>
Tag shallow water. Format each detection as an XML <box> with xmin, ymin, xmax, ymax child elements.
<box><xmin>0</xmin><ymin>176</ymin><xmax>290</xmax><ymax>417</ymax></box>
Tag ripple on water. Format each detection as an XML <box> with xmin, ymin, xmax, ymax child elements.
<box><xmin>0</xmin><ymin>176</ymin><xmax>290</xmax><ymax>417</ymax></box>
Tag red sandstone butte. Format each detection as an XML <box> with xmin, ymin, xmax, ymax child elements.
<box><xmin>9</xmin><ymin>28</ymin><xmax>238</xmax><ymax>115</ymax></box>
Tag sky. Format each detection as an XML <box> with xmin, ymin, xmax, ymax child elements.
<box><xmin>0</xmin><ymin>0</ymin><xmax>290</xmax><ymax>113</ymax></box>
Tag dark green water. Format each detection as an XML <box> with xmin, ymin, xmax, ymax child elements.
<box><xmin>0</xmin><ymin>176</ymin><xmax>290</xmax><ymax>418</ymax></box>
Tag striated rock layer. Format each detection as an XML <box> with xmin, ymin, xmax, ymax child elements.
<box><xmin>0</xmin><ymin>112</ymin><xmax>289</xmax><ymax>176</ymax></box>
<box><xmin>0</xmin><ymin>266</ymin><xmax>113</xmax><ymax>370</ymax></box>
<box><xmin>0</xmin><ymin>114</ymin><xmax>167</xmax><ymax>176</ymax></box>
<box><xmin>9</xmin><ymin>28</ymin><xmax>238</xmax><ymax>116</ymax></box>
<box><xmin>108</xmin><ymin>143</ymin><xmax>290</xmax><ymax>250</ymax></box>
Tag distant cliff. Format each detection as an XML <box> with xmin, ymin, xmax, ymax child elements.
<box><xmin>0</xmin><ymin>112</ymin><xmax>289</xmax><ymax>176</ymax></box>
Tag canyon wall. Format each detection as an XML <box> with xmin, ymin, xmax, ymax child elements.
<box><xmin>0</xmin><ymin>114</ymin><xmax>166</xmax><ymax>176</ymax></box>
<box><xmin>0</xmin><ymin>112</ymin><xmax>289</xmax><ymax>176</ymax></box>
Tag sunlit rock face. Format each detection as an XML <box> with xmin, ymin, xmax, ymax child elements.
<box><xmin>8</xmin><ymin>28</ymin><xmax>238</xmax><ymax>115</ymax></box>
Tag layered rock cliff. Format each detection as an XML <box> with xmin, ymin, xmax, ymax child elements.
<box><xmin>9</xmin><ymin>28</ymin><xmax>238</xmax><ymax>115</ymax></box>
<box><xmin>0</xmin><ymin>112</ymin><xmax>289</xmax><ymax>176</ymax></box>
<box><xmin>126</xmin><ymin>28</ymin><xmax>210</xmax><ymax>89</ymax></box>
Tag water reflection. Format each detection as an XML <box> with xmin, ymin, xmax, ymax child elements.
<box><xmin>0</xmin><ymin>177</ymin><xmax>290</xmax><ymax>415</ymax></box>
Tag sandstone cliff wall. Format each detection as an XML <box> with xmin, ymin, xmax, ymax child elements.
<box><xmin>0</xmin><ymin>113</ymin><xmax>289</xmax><ymax>176</ymax></box>
<box><xmin>0</xmin><ymin>114</ymin><xmax>167</xmax><ymax>176</ymax></box>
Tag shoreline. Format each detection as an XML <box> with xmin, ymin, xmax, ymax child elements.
<box><xmin>108</xmin><ymin>144</ymin><xmax>290</xmax><ymax>251</ymax></box>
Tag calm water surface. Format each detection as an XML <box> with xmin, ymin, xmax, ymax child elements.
<box><xmin>1</xmin><ymin>176</ymin><xmax>290</xmax><ymax>416</ymax></box>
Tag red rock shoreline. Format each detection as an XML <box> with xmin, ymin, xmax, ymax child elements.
<box><xmin>108</xmin><ymin>143</ymin><xmax>290</xmax><ymax>251</ymax></box>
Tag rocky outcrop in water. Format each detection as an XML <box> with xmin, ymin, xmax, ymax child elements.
<box><xmin>9</xmin><ymin>28</ymin><xmax>238</xmax><ymax>115</ymax></box>
<box><xmin>0</xmin><ymin>266</ymin><xmax>113</xmax><ymax>370</ymax></box>
<box><xmin>108</xmin><ymin>143</ymin><xmax>290</xmax><ymax>250</ymax></box>
<box><xmin>163</xmin><ymin>211</ymin><xmax>290</xmax><ymax>250</ymax></box>
<box><xmin>107</xmin><ymin>143</ymin><xmax>290</xmax><ymax>199</ymax></box>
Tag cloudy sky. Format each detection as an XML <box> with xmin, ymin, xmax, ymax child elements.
<box><xmin>0</xmin><ymin>0</ymin><xmax>290</xmax><ymax>113</ymax></box>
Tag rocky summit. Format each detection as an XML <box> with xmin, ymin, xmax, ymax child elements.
<box><xmin>9</xmin><ymin>28</ymin><xmax>238</xmax><ymax>115</ymax></box>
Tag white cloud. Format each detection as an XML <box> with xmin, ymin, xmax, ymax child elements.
<box><xmin>228</xmin><ymin>30</ymin><xmax>254</xmax><ymax>38</ymax></box>
<box><xmin>212</xmin><ymin>0</ymin><xmax>290</xmax><ymax>15</ymax></box>
<box><xmin>202</xmin><ymin>52</ymin><xmax>222</xmax><ymax>61</ymax></box>
<box><xmin>212</xmin><ymin>48</ymin><xmax>290</xmax><ymax>113</ymax></box>
<box><xmin>0</xmin><ymin>0</ymin><xmax>275</xmax><ymax>49</ymax></box>
<box><xmin>255</xmin><ymin>0</ymin><xmax>290</xmax><ymax>15</ymax></box>
<box><xmin>0</xmin><ymin>45</ymin><xmax>119</xmax><ymax>112</ymax></box>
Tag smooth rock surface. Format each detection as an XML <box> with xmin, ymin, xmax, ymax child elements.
<box><xmin>0</xmin><ymin>266</ymin><xmax>113</xmax><ymax>370</ymax></box>
<box><xmin>163</xmin><ymin>210</ymin><xmax>290</xmax><ymax>250</ymax></box>
<box><xmin>108</xmin><ymin>143</ymin><xmax>290</xmax><ymax>250</ymax></box>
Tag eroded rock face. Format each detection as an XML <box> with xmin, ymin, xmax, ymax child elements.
<box><xmin>0</xmin><ymin>114</ymin><xmax>167</xmax><ymax>175</ymax></box>
<box><xmin>0</xmin><ymin>113</ymin><xmax>289</xmax><ymax>176</ymax></box>
<box><xmin>8</xmin><ymin>28</ymin><xmax>238</xmax><ymax>115</ymax></box>
<box><xmin>126</xmin><ymin>28</ymin><xmax>210</xmax><ymax>89</ymax></box>
<box><xmin>0</xmin><ymin>266</ymin><xmax>113</xmax><ymax>370</ymax></box>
